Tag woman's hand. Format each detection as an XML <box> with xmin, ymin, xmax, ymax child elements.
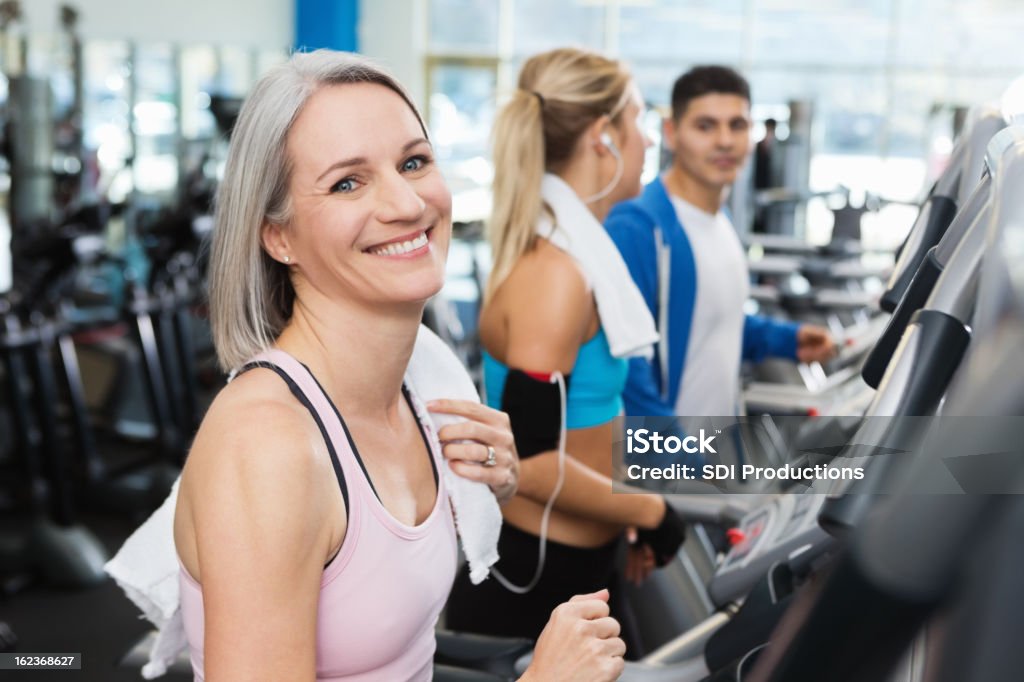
<box><xmin>427</xmin><ymin>399</ymin><xmax>519</xmax><ymax>504</ymax></box>
<box><xmin>624</xmin><ymin>527</ymin><xmax>656</xmax><ymax>586</ymax></box>
<box><xmin>520</xmin><ymin>589</ymin><xmax>626</xmax><ymax>682</ymax></box>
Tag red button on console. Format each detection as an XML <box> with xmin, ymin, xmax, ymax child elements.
<box><xmin>726</xmin><ymin>528</ymin><xmax>746</xmax><ymax>546</ymax></box>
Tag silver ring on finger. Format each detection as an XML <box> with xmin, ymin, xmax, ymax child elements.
<box><xmin>483</xmin><ymin>445</ymin><xmax>498</xmax><ymax>468</ymax></box>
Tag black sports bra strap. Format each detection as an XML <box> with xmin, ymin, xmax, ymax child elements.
<box><xmin>236</xmin><ymin>361</ymin><xmax>349</xmax><ymax>515</ymax></box>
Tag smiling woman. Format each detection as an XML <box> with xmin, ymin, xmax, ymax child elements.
<box><xmin>260</xmin><ymin>82</ymin><xmax>451</xmax><ymax>314</ymax></box>
<box><xmin>170</xmin><ymin>49</ymin><xmax>625</xmax><ymax>682</ymax></box>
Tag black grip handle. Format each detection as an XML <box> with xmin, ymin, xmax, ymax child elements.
<box><xmin>880</xmin><ymin>195</ymin><xmax>957</xmax><ymax>313</ymax></box>
<box><xmin>862</xmin><ymin>247</ymin><xmax>943</xmax><ymax>389</ymax></box>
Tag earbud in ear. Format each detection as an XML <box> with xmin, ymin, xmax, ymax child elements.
<box><xmin>599</xmin><ymin>132</ymin><xmax>620</xmax><ymax>159</ymax></box>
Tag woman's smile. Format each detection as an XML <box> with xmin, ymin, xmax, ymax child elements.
<box><xmin>364</xmin><ymin>227</ymin><xmax>433</xmax><ymax>258</ymax></box>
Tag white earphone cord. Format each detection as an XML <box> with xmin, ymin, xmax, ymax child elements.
<box><xmin>491</xmin><ymin>371</ymin><xmax>567</xmax><ymax>594</ymax></box>
<box><xmin>583</xmin><ymin>148</ymin><xmax>624</xmax><ymax>205</ymax></box>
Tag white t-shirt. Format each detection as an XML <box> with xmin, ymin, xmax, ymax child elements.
<box><xmin>669</xmin><ymin>195</ymin><xmax>749</xmax><ymax>417</ymax></box>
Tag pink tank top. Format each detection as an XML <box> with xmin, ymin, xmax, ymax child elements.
<box><xmin>179</xmin><ymin>349</ymin><xmax>458</xmax><ymax>681</ymax></box>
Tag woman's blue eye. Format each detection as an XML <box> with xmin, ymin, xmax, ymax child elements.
<box><xmin>403</xmin><ymin>155</ymin><xmax>427</xmax><ymax>172</ymax></box>
<box><xmin>332</xmin><ymin>178</ymin><xmax>356</xmax><ymax>193</ymax></box>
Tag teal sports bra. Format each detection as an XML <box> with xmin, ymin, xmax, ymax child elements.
<box><xmin>482</xmin><ymin>327</ymin><xmax>627</xmax><ymax>430</ymax></box>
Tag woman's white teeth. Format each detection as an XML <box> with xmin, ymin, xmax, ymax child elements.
<box><xmin>372</xmin><ymin>232</ymin><xmax>428</xmax><ymax>256</ymax></box>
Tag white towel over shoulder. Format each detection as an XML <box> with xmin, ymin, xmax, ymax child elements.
<box><xmin>104</xmin><ymin>325</ymin><xmax>502</xmax><ymax>678</ymax></box>
<box><xmin>537</xmin><ymin>173</ymin><xmax>658</xmax><ymax>359</ymax></box>
<box><xmin>406</xmin><ymin>325</ymin><xmax>503</xmax><ymax>583</ymax></box>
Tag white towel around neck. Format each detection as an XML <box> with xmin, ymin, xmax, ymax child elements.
<box><xmin>104</xmin><ymin>325</ymin><xmax>502</xmax><ymax>678</ymax></box>
<box><xmin>537</xmin><ymin>173</ymin><xmax>658</xmax><ymax>359</ymax></box>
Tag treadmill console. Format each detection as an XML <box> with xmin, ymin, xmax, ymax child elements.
<box><xmin>708</xmin><ymin>494</ymin><xmax>831</xmax><ymax>607</ymax></box>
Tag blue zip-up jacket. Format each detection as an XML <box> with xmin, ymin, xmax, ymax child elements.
<box><xmin>605</xmin><ymin>176</ymin><xmax>800</xmax><ymax>417</ymax></box>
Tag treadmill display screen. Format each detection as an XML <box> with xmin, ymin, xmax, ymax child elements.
<box><xmin>726</xmin><ymin>510</ymin><xmax>770</xmax><ymax>563</ymax></box>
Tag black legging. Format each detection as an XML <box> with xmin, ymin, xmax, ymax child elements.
<box><xmin>445</xmin><ymin>523</ymin><xmax>640</xmax><ymax>652</ymax></box>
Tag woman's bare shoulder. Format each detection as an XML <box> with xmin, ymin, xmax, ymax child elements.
<box><xmin>498</xmin><ymin>240</ymin><xmax>590</xmax><ymax>318</ymax></box>
<box><xmin>190</xmin><ymin>367</ymin><xmax>318</xmax><ymax>462</ymax></box>
<box><xmin>518</xmin><ymin>238</ymin><xmax>589</xmax><ymax>290</ymax></box>
<box><xmin>179</xmin><ymin>367</ymin><xmax>331</xmax><ymax>521</ymax></box>
<box><xmin>175</xmin><ymin>366</ymin><xmax>338</xmax><ymax>579</ymax></box>
<box><xmin>488</xmin><ymin>239</ymin><xmax>594</xmax><ymax>372</ymax></box>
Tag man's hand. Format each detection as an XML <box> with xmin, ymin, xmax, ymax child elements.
<box><xmin>796</xmin><ymin>324</ymin><xmax>837</xmax><ymax>364</ymax></box>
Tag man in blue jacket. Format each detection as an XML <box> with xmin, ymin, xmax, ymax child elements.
<box><xmin>606</xmin><ymin>66</ymin><xmax>835</xmax><ymax>419</ymax></box>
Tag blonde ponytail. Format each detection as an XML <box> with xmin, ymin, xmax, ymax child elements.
<box><xmin>486</xmin><ymin>90</ymin><xmax>546</xmax><ymax>300</ymax></box>
<box><xmin>485</xmin><ymin>48</ymin><xmax>631</xmax><ymax>301</ymax></box>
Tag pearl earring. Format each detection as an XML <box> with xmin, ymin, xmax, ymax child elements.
<box><xmin>283</xmin><ymin>256</ymin><xmax>290</xmax><ymax>264</ymax></box>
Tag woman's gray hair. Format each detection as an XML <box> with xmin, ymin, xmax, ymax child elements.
<box><xmin>208</xmin><ymin>49</ymin><xmax>427</xmax><ymax>372</ymax></box>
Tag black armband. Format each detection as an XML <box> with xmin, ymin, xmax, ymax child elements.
<box><xmin>500</xmin><ymin>369</ymin><xmax>571</xmax><ymax>459</ymax></box>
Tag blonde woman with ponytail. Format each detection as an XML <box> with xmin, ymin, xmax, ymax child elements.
<box><xmin>446</xmin><ymin>48</ymin><xmax>689</xmax><ymax>651</ymax></box>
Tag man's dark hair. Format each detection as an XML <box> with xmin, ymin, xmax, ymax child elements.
<box><xmin>670</xmin><ymin>65</ymin><xmax>750</xmax><ymax>121</ymax></box>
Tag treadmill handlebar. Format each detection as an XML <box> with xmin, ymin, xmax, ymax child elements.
<box><xmin>895</xmin><ymin>309</ymin><xmax>971</xmax><ymax>417</ymax></box>
<box><xmin>828</xmin><ymin>310</ymin><xmax>971</xmax><ymax>536</ymax></box>
<box><xmin>880</xmin><ymin>194</ymin><xmax>957</xmax><ymax>313</ymax></box>
<box><xmin>863</xmin><ymin>247</ymin><xmax>943</xmax><ymax>388</ymax></box>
